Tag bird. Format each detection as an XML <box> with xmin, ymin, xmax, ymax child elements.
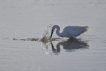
<box><xmin>50</xmin><ymin>25</ymin><xmax>88</xmax><ymax>39</ymax></box>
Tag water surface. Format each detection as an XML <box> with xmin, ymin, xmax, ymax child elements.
<box><xmin>0</xmin><ymin>0</ymin><xmax>106</xmax><ymax>71</ymax></box>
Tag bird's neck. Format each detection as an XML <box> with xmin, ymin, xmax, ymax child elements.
<box><xmin>56</xmin><ymin>27</ymin><xmax>64</xmax><ymax>37</ymax></box>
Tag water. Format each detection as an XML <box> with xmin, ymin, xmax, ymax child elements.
<box><xmin>0</xmin><ymin>0</ymin><xmax>106</xmax><ymax>71</ymax></box>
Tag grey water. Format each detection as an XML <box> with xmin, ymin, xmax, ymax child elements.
<box><xmin>0</xmin><ymin>0</ymin><xmax>106</xmax><ymax>71</ymax></box>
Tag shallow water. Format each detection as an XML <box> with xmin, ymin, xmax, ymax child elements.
<box><xmin>0</xmin><ymin>0</ymin><xmax>106</xmax><ymax>71</ymax></box>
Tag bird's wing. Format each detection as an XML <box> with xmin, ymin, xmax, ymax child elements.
<box><xmin>64</xmin><ymin>26</ymin><xmax>88</xmax><ymax>37</ymax></box>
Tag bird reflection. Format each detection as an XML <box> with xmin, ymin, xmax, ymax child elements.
<box><xmin>51</xmin><ymin>38</ymin><xmax>89</xmax><ymax>55</ymax></box>
<box><xmin>41</xmin><ymin>38</ymin><xmax>89</xmax><ymax>55</ymax></box>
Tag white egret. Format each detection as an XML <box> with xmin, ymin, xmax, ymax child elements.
<box><xmin>50</xmin><ymin>25</ymin><xmax>88</xmax><ymax>39</ymax></box>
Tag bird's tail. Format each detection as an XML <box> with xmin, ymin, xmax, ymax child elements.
<box><xmin>84</xmin><ymin>26</ymin><xmax>88</xmax><ymax>32</ymax></box>
<box><xmin>85</xmin><ymin>26</ymin><xmax>89</xmax><ymax>29</ymax></box>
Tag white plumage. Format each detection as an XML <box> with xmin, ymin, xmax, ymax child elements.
<box><xmin>50</xmin><ymin>25</ymin><xmax>88</xmax><ymax>38</ymax></box>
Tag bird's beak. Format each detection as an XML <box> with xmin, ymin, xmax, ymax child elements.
<box><xmin>50</xmin><ymin>29</ymin><xmax>54</xmax><ymax>39</ymax></box>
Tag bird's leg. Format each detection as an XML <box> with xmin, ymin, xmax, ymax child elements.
<box><xmin>68</xmin><ymin>37</ymin><xmax>74</xmax><ymax>41</ymax></box>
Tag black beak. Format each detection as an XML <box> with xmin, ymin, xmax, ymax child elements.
<box><xmin>50</xmin><ymin>29</ymin><xmax>54</xmax><ymax>39</ymax></box>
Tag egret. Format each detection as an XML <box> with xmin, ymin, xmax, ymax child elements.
<box><xmin>50</xmin><ymin>25</ymin><xmax>88</xmax><ymax>39</ymax></box>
